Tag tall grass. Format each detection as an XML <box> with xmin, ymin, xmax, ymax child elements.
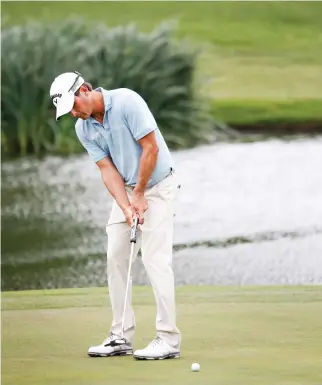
<box><xmin>1</xmin><ymin>18</ymin><xmax>223</xmax><ymax>158</ymax></box>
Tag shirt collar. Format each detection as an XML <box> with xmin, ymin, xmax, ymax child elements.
<box><xmin>89</xmin><ymin>87</ymin><xmax>112</xmax><ymax>124</ymax></box>
<box><xmin>96</xmin><ymin>87</ymin><xmax>112</xmax><ymax>112</ymax></box>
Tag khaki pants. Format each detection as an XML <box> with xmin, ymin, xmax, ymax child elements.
<box><xmin>105</xmin><ymin>171</ymin><xmax>181</xmax><ymax>349</ymax></box>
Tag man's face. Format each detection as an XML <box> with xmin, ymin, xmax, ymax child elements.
<box><xmin>70</xmin><ymin>86</ymin><xmax>93</xmax><ymax>120</ymax></box>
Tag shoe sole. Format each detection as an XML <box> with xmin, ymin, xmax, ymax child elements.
<box><xmin>134</xmin><ymin>353</ymin><xmax>180</xmax><ymax>360</ymax></box>
<box><xmin>88</xmin><ymin>350</ymin><xmax>133</xmax><ymax>357</ymax></box>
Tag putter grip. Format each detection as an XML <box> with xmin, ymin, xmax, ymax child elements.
<box><xmin>130</xmin><ymin>217</ymin><xmax>139</xmax><ymax>243</ymax></box>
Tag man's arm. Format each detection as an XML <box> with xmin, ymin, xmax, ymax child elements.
<box><xmin>96</xmin><ymin>157</ymin><xmax>131</xmax><ymax>211</ymax></box>
<box><xmin>133</xmin><ymin>131</ymin><xmax>159</xmax><ymax>196</ymax></box>
<box><xmin>75</xmin><ymin>122</ymin><xmax>135</xmax><ymax>225</ymax></box>
<box><xmin>122</xmin><ymin>90</ymin><xmax>160</xmax><ymax>194</ymax></box>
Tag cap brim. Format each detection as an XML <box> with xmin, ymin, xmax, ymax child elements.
<box><xmin>56</xmin><ymin>92</ymin><xmax>75</xmax><ymax>121</ymax></box>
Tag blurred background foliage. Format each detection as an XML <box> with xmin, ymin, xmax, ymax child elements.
<box><xmin>1</xmin><ymin>1</ymin><xmax>322</xmax><ymax>158</ymax></box>
<box><xmin>2</xmin><ymin>19</ymin><xmax>222</xmax><ymax>156</ymax></box>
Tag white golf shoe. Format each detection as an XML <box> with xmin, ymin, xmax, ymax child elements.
<box><xmin>87</xmin><ymin>333</ymin><xmax>133</xmax><ymax>357</ymax></box>
<box><xmin>133</xmin><ymin>337</ymin><xmax>180</xmax><ymax>360</ymax></box>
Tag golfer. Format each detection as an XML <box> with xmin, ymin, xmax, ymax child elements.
<box><xmin>50</xmin><ymin>71</ymin><xmax>181</xmax><ymax>360</ymax></box>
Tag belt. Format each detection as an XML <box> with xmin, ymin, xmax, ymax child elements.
<box><xmin>126</xmin><ymin>167</ymin><xmax>174</xmax><ymax>190</ymax></box>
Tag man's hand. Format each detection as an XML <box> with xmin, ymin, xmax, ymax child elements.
<box><xmin>122</xmin><ymin>193</ymin><xmax>148</xmax><ymax>226</ymax></box>
<box><xmin>131</xmin><ymin>192</ymin><xmax>148</xmax><ymax>225</ymax></box>
<box><xmin>122</xmin><ymin>205</ymin><xmax>138</xmax><ymax>227</ymax></box>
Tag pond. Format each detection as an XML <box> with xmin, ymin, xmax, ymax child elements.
<box><xmin>2</xmin><ymin>137</ymin><xmax>322</xmax><ymax>290</ymax></box>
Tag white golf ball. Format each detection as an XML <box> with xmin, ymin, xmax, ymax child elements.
<box><xmin>191</xmin><ymin>362</ymin><xmax>200</xmax><ymax>372</ymax></box>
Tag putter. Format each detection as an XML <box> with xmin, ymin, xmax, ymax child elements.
<box><xmin>111</xmin><ymin>217</ymin><xmax>139</xmax><ymax>346</ymax></box>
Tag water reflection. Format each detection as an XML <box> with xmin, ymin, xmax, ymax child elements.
<box><xmin>2</xmin><ymin>137</ymin><xmax>322</xmax><ymax>290</ymax></box>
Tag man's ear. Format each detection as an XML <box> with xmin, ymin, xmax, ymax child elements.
<box><xmin>79</xmin><ymin>84</ymin><xmax>88</xmax><ymax>95</ymax></box>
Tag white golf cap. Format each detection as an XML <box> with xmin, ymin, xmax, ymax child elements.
<box><xmin>50</xmin><ymin>71</ymin><xmax>85</xmax><ymax>120</ymax></box>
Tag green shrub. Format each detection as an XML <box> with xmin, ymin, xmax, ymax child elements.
<box><xmin>1</xmin><ymin>17</ymin><xmax>218</xmax><ymax>157</ymax></box>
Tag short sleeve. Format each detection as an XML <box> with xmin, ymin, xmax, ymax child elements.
<box><xmin>75</xmin><ymin>124</ymin><xmax>108</xmax><ymax>163</ymax></box>
<box><xmin>122</xmin><ymin>90</ymin><xmax>157</xmax><ymax>141</ymax></box>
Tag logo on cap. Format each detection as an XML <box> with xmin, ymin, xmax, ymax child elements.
<box><xmin>52</xmin><ymin>93</ymin><xmax>62</xmax><ymax>106</ymax></box>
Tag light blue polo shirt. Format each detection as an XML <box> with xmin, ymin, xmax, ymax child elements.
<box><xmin>75</xmin><ymin>88</ymin><xmax>174</xmax><ymax>188</ymax></box>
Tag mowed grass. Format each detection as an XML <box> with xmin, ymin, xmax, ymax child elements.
<box><xmin>2</xmin><ymin>286</ymin><xmax>322</xmax><ymax>385</ymax></box>
<box><xmin>211</xmin><ymin>99</ymin><xmax>322</xmax><ymax>126</ymax></box>
<box><xmin>2</xmin><ymin>1</ymin><xmax>322</xmax><ymax>103</ymax></box>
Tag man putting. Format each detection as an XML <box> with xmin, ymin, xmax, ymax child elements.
<box><xmin>50</xmin><ymin>71</ymin><xmax>181</xmax><ymax>360</ymax></box>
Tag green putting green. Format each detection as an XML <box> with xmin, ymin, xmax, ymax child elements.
<box><xmin>2</xmin><ymin>286</ymin><xmax>322</xmax><ymax>385</ymax></box>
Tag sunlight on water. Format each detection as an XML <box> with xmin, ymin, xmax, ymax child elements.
<box><xmin>2</xmin><ymin>137</ymin><xmax>322</xmax><ymax>289</ymax></box>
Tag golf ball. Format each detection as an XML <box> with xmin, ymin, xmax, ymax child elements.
<box><xmin>191</xmin><ymin>363</ymin><xmax>200</xmax><ymax>372</ymax></box>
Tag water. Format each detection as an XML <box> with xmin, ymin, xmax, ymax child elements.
<box><xmin>2</xmin><ymin>137</ymin><xmax>322</xmax><ymax>290</ymax></box>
